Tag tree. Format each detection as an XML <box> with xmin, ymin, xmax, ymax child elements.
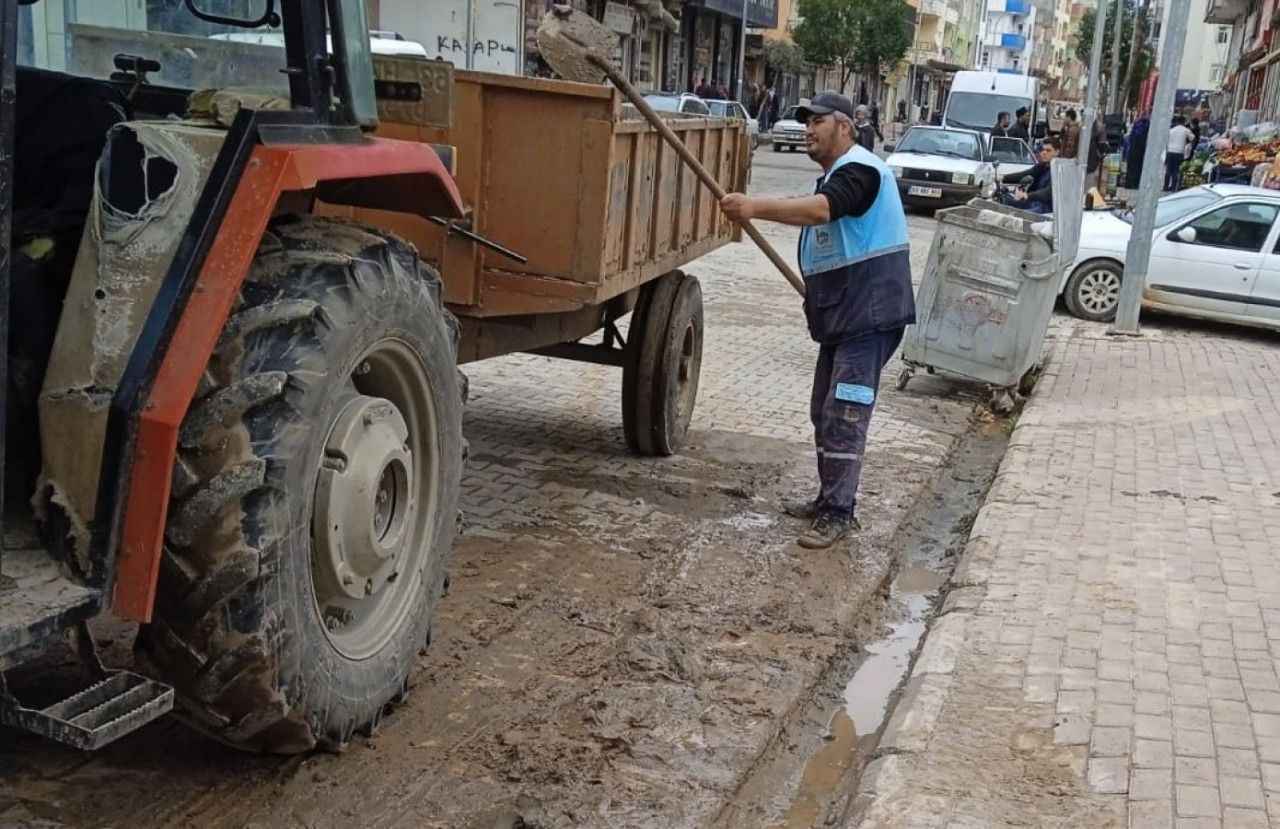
<box><xmin>793</xmin><ymin>0</ymin><xmax>911</xmax><ymax>93</ymax></box>
<box><xmin>764</xmin><ymin>38</ymin><xmax>809</xmax><ymax>77</ymax></box>
<box><xmin>1074</xmin><ymin>0</ymin><xmax>1151</xmax><ymax>106</ymax></box>
<box><xmin>793</xmin><ymin>0</ymin><xmax>862</xmax><ymax>90</ymax></box>
<box><xmin>850</xmin><ymin>0</ymin><xmax>913</xmax><ymax>101</ymax></box>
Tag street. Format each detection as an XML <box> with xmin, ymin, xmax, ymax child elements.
<box><xmin>2</xmin><ymin>148</ymin><xmax>988</xmax><ymax>828</ymax></box>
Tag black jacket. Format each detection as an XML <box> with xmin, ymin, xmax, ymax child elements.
<box><xmin>1003</xmin><ymin>161</ymin><xmax>1052</xmax><ymax>208</ymax></box>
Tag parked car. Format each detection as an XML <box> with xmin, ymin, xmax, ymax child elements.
<box><xmin>706</xmin><ymin>99</ymin><xmax>760</xmax><ymax>146</ymax></box>
<box><xmin>885</xmin><ymin>126</ymin><xmax>995</xmax><ymax>208</ymax></box>
<box><xmin>1060</xmin><ymin>184</ymin><xmax>1280</xmax><ymax>331</ymax></box>
<box><xmin>642</xmin><ymin>91</ymin><xmax>711</xmax><ymax>116</ymax></box>
<box><xmin>771</xmin><ymin>105</ymin><xmax>806</xmax><ymax>152</ymax></box>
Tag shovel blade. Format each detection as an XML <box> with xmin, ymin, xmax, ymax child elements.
<box><xmin>537</xmin><ymin>6</ymin><xmax>620</xmax><ymax>84</ymax></box>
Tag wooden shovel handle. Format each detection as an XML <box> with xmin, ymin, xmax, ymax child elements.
<box><xmin>586</xmin><ymin>54</ymin><xmax>806</xmax><ymax>297</ymax></box>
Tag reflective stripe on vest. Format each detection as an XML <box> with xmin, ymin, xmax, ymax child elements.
<box><xmin>799</xmin><ymin>145</ymin><xmax>910</xmax><ymax>278</ymax></box>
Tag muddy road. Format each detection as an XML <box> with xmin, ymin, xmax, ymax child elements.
<box><xmin>4</xmin><ymin>148</ymin><xmax>996</xmax><ymax>828</ymax></box>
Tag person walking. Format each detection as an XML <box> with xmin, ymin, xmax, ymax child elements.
<box><xmin>854</xmin><ymin>104</ymin><xmax>877</xmax><ymax>151</ymax></box>
<box><xmin>1060</xmin><ymin>109</ymin><xmax>1081</xmax><ymax>159</ymax></box>
<box><xmin>1124</xmin><ymin>113</ymin><xmax>1150</xmax><ymax>189</ymax></box>
<box><xmin>1165</xmin><ymin>116</ymin><xmax>1194</xmax><ymax>191</ymax></box>
<box><xmin>869</xmin><ymin>101</ymin><xmax>884</xmax><ymax>143</ymax></box>
<box><xmin>718</xmin><ymin>92</ymin><xmax>915</xmax><ymax>549</ymax></box>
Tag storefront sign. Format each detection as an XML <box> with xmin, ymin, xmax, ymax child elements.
<box><xmin>696</xmin><ymin>0</ymin><xmax>779</xmax><ymax>28</ymax></box>
<box><xmin>604</xmin><ymin>1</ymin><xmax>638</xmax><ymax>34</ymax></box>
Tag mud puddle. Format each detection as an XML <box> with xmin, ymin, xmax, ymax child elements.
<box><xmin>762</xmin><ymin>419</ymin><xmax>1013</xmax><ymax>828</ymax></box>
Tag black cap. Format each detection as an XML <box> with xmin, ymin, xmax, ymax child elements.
<box><xmin>796</xmin><ymin>91</ymin><xmax>855</xmax><ymax>122</ymax></box>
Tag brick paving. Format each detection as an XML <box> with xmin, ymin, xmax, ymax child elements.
<box><xmin>853</xmin><ymin>318</ymin><xmax>1280</xmax><ymax>828</ymax></box>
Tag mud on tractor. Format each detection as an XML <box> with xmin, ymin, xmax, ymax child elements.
<box><xmin>0</xmin><ymin>0</ymin><xmax>467</xmax><ymax>753</ymax></box>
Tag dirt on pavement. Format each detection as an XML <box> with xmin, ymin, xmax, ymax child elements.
<box><xmin>1</xmin><ymin>149</ymin><xmax>991</xmax><ymax>829</ymax></box>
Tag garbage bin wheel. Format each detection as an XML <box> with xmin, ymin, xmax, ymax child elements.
<box><xmin>896</xmin><ymin>368</ymin><xmax>913</xmax><ymax>392</ymax></box>
<box><xmin>1064</xmin><ymin>259</ymin><xmax>1123</xmax><ymax>322</ymax></box>
<box><xmin>1018</xmin><ymin>365</ymin><xmax>1041</xmax><ymax>397</ymax></box>
<box><xmin>623</xmin><ymin>271</ymin><xmax>704</xmax><ymax>457</ymax></box>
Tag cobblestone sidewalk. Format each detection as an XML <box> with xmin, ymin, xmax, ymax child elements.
<box><xmin>851</xmin><ymin>318</ymin><xmax>1280</xmax><ymax>828</ymax></box>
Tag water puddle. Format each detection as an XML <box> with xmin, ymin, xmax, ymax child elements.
<box><xmin>771</xmin><ymin>422</ymin><xmax>1011</xmax><ymax>828</ymax></box>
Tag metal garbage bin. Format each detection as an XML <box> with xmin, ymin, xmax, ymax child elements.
<box><xmin>897</xmin><ymin>159</ymin><xmax>1082</xmax><ymax>410</ymax></box>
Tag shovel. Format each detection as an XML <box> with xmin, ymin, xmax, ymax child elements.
<box><xmin>537</xmin><ymin>6</ymin><xmax>806</xmax><ymax>297</ymax></box>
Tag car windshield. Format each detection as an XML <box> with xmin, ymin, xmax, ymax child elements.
<box><xmin>945</xmin><ymin>92</ymin><xmax>1033</xmax><ymax>132</ymax></box>
<box><xmin>1116</xmin><ymin>188</ymin><xmax>1223</xmax><ymax>226</ymax></box>
<box><xmin>644</xmin><ymin>95</ymin><xmax>682</xmax><ymax>113</ymax></box>
<box><xmin>780</xmin><ymin>106</ymin><xmax>799</xmax><ymax>123</ymax></box>
<box><xmin>988</xmin><ymin>137</ymin><xmax>1034</xmax><ymax>164</ymax></box>
<box><xmin>708</xmin><ymin>102</ymin><xmax>733</xmax><ymax>117</ymax></box>
<box><xmin>896</xmin><ymin>129</ymin><xmax>982</xmax><ymax>160</ymax></box>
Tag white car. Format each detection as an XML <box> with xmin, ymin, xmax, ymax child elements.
<box><xmin>988</xmin><ymin>135</ymin><xmax>1037</xmax><ymax>181</ymax></box>
<box><xmin>771</xmin><ymin>105</ymin><xmax>806</xmax><ymax>152</ymax></box>
<box><xmin>210</xmin><ymin>29</ymin><xmax>429</xmax><ymax>57</ymax></box>
<box><xmin>641</xmin><ymin>92</ymin><xmax>711</xmax><ymax>116</ymax></box>
<box><xmin>706</xmin><ymin>99</ymin><xmax>760</xmax><ymax>147</ymax></box>
<box><xmin>885</xmin><ymin>126</ymin><xmax>995</xmax><ymax>208</ymax></box>
<box><xmin>1061</xmin><ymin>184</ymin><xmax>1280</xmax><ymax>332</ymax></box>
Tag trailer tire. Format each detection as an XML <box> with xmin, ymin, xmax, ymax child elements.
<box><xmin>136</xmin><ymin>215</ymin><xmax>463</xmax><ymax>754</ymax></box>
<box><xmin>622</xmin><ymin>271</ymin><xmax>703</xmax><ymax>457</ymax></box>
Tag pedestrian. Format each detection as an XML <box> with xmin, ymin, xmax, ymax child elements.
<box><xmin>1009</xmin><ymin>107</ymin><xmax>1031</xmax><ymax>141</ymax></box>
<box><xmin>897</xmin><ymin>100</ymin><xmax>907</xmax><ymax>123</ymax></box>
<box><xmin>1190</xmin><ymin>117</ymin><xmax>1202</xmax><ymax>152</ymax></box>
<box><xmin>718</xmin><ymin>91</ymin><xmax>915</xmax><ymax>549</ymax></box>
<box><xmin>760</xmin><ymin>87</ymin><xmax>776</xmax><ymax>131</ymax></box>
<box><xmin>1165</xmin><ymin>116</ymin><xmax>1194</xmax><ymax>191</ymax></box>
<box><xmin>869</xmin><ymin>101</ymin><xmax>883</xmax><ymax>143</ymax></box>
<box><xmin>1060</xmin><ymin>109</ymin><xmax>1080</xmax><ymax>159</ymax></box>
<box><xmin>992</xmin><ymin>111</ymin><xmax>1012</xmax><ymax>137</ymax></box>
<box><xmin>854</xmin><ymin>104</ymin><xmax>877</xmax><ymax>151</ymax></box>
<box><xmin>1124</xmin><ymin>113</ymin><xmax>1149</xmax><ymax>189</ymax></box>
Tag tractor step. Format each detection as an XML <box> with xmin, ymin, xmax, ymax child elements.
<box><xmin>1</xmin><ymin>670</ymin><xmax>174</xmax><ymax>750</ymax></box>
<box><xmin>0</xmin><ymin>538</ymin><xmax>102</xmax><ymax>668</ymax></box>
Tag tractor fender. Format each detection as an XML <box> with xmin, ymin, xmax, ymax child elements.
<box><xmin>109</xmin><ymin>132</ymin><xmax>464</xmax><ymax>621</ymax></box>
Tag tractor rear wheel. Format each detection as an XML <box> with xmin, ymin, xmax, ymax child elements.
<box><xmin>136</xmin><ymin>215</ymin><xmax>463</xmax><ymax>753</ymax></box>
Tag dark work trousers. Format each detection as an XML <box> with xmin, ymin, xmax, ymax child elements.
<box><xmin>1164</xmin><ymin>153</ymin><xmax>1183</xmax><ymax>191</ymax></box>
<box><xmin>809</xmin><ymin>328</ymin><xmax>904</xmax><ymax>520</ymax></box>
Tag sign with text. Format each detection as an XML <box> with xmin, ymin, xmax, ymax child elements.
<box><xmin>604</xmin><ymin>1</ymin><xmax>638</xmax><ymax>34</ymax></box>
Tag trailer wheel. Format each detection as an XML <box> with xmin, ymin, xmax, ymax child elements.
<box><xmin>136</xmin><ymin>216</ymin><xmax>463</xmax><ymax>753</ymax></box>
<box><xmin>622</xmin><ymin>271</ymin><xmax>703</xmax><ymax>457</ymax></box>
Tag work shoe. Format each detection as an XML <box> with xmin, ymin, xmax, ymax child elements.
<box><xmin>782</xmin><ymin>498</ymin><xmax>819</xmax><ymax>519</ymax></box>
<box><xmin>797</xmin><ymin>514</ymin><xmax>859</xmax><ymax>549</ymax></box>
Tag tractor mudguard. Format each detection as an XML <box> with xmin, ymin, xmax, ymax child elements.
<box><xmin>34</xmin><ymin>113</ymin><xmax>465</xmax><ymax>622</ymax></box>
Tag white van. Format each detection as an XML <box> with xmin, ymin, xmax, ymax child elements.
<box><xmin>943</xmin><ymin>71</ymin><xmax>1040</xmax><ymax>136</ymax></box>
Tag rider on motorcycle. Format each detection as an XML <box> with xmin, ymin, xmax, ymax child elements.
<box><xmin>1000</xmin><ymin>137</ymin><xmax>1058</xmax><ymax>214</ymax></box>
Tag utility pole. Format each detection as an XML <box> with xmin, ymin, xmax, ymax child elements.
<box><xmin>1110</xmin><ymin>0</ymin><xmax>1191</xmax><ymax>334</ymax></box>
<box><xmin>1122</xmin><ymin>0</ymin><xmax>1148</xmax><ymax>115</ymax></box>
<box><xmin>1077</xmin><ymin>0</ymin><xmax>1110</xmax><ymax>181</ymax></box>
<box><xmin>1108</xmin><ymin>0</ymin><xmax>1124</xmax><ymax>112</ymax></box>
<box><xmin>737</xmin><ymin>0</ymin><xmax>749</xmax><ymax>103</ymax></box>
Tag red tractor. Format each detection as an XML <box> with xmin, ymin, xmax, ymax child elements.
<box><xmin>0</xmin><ymin>0</ymin><xmax>466</xmax><ymax>752</ymax></box>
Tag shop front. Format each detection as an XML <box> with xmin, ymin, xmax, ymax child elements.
<box><xmin>681</xmin><ymin>0</ymin><xmax>778</xmax><ymax>99</ymax></box>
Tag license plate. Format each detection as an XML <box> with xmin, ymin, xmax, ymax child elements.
<box><xmin>908</xmin><ymin>185</ymin><xmax>943</xmax><ymax>198</ymax></box>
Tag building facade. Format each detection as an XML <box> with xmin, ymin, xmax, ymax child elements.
<box><xmin>980</xmin><ymin>0</ymin><xmax>1037</xmax><ymax>73</ymax></box>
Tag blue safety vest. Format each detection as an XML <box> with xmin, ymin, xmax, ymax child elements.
<box><xmin>800</xmin><ymin>145</ymin><xmax>909</xmax><ymax>277</ymax></box>
<box><xmin>797</xmin><ymin>144</ymin><xmax>916</xmax><ymax>344</ymax></box>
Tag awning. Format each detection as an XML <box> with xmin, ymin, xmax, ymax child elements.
<box><xmin>926</xmin><ymin>58</ymin><xmax>967</xmax><ymax>73</ymax></box>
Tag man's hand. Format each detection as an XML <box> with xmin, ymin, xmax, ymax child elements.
<box><xmin>720</xmin><ymin>193</ymin><xmax>755</xmax><ymax>223</ymax></box>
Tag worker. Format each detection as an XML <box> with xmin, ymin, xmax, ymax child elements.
<box><xmin>719</xmin><ymin>92</ymin><xmax>915</xmax><ymax>549</ymax></box>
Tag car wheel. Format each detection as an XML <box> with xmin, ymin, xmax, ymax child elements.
<box><xmin>1064</xmin><ymin>259</ymin><xmax>1123</xmax><ymax>322</ymax></box>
